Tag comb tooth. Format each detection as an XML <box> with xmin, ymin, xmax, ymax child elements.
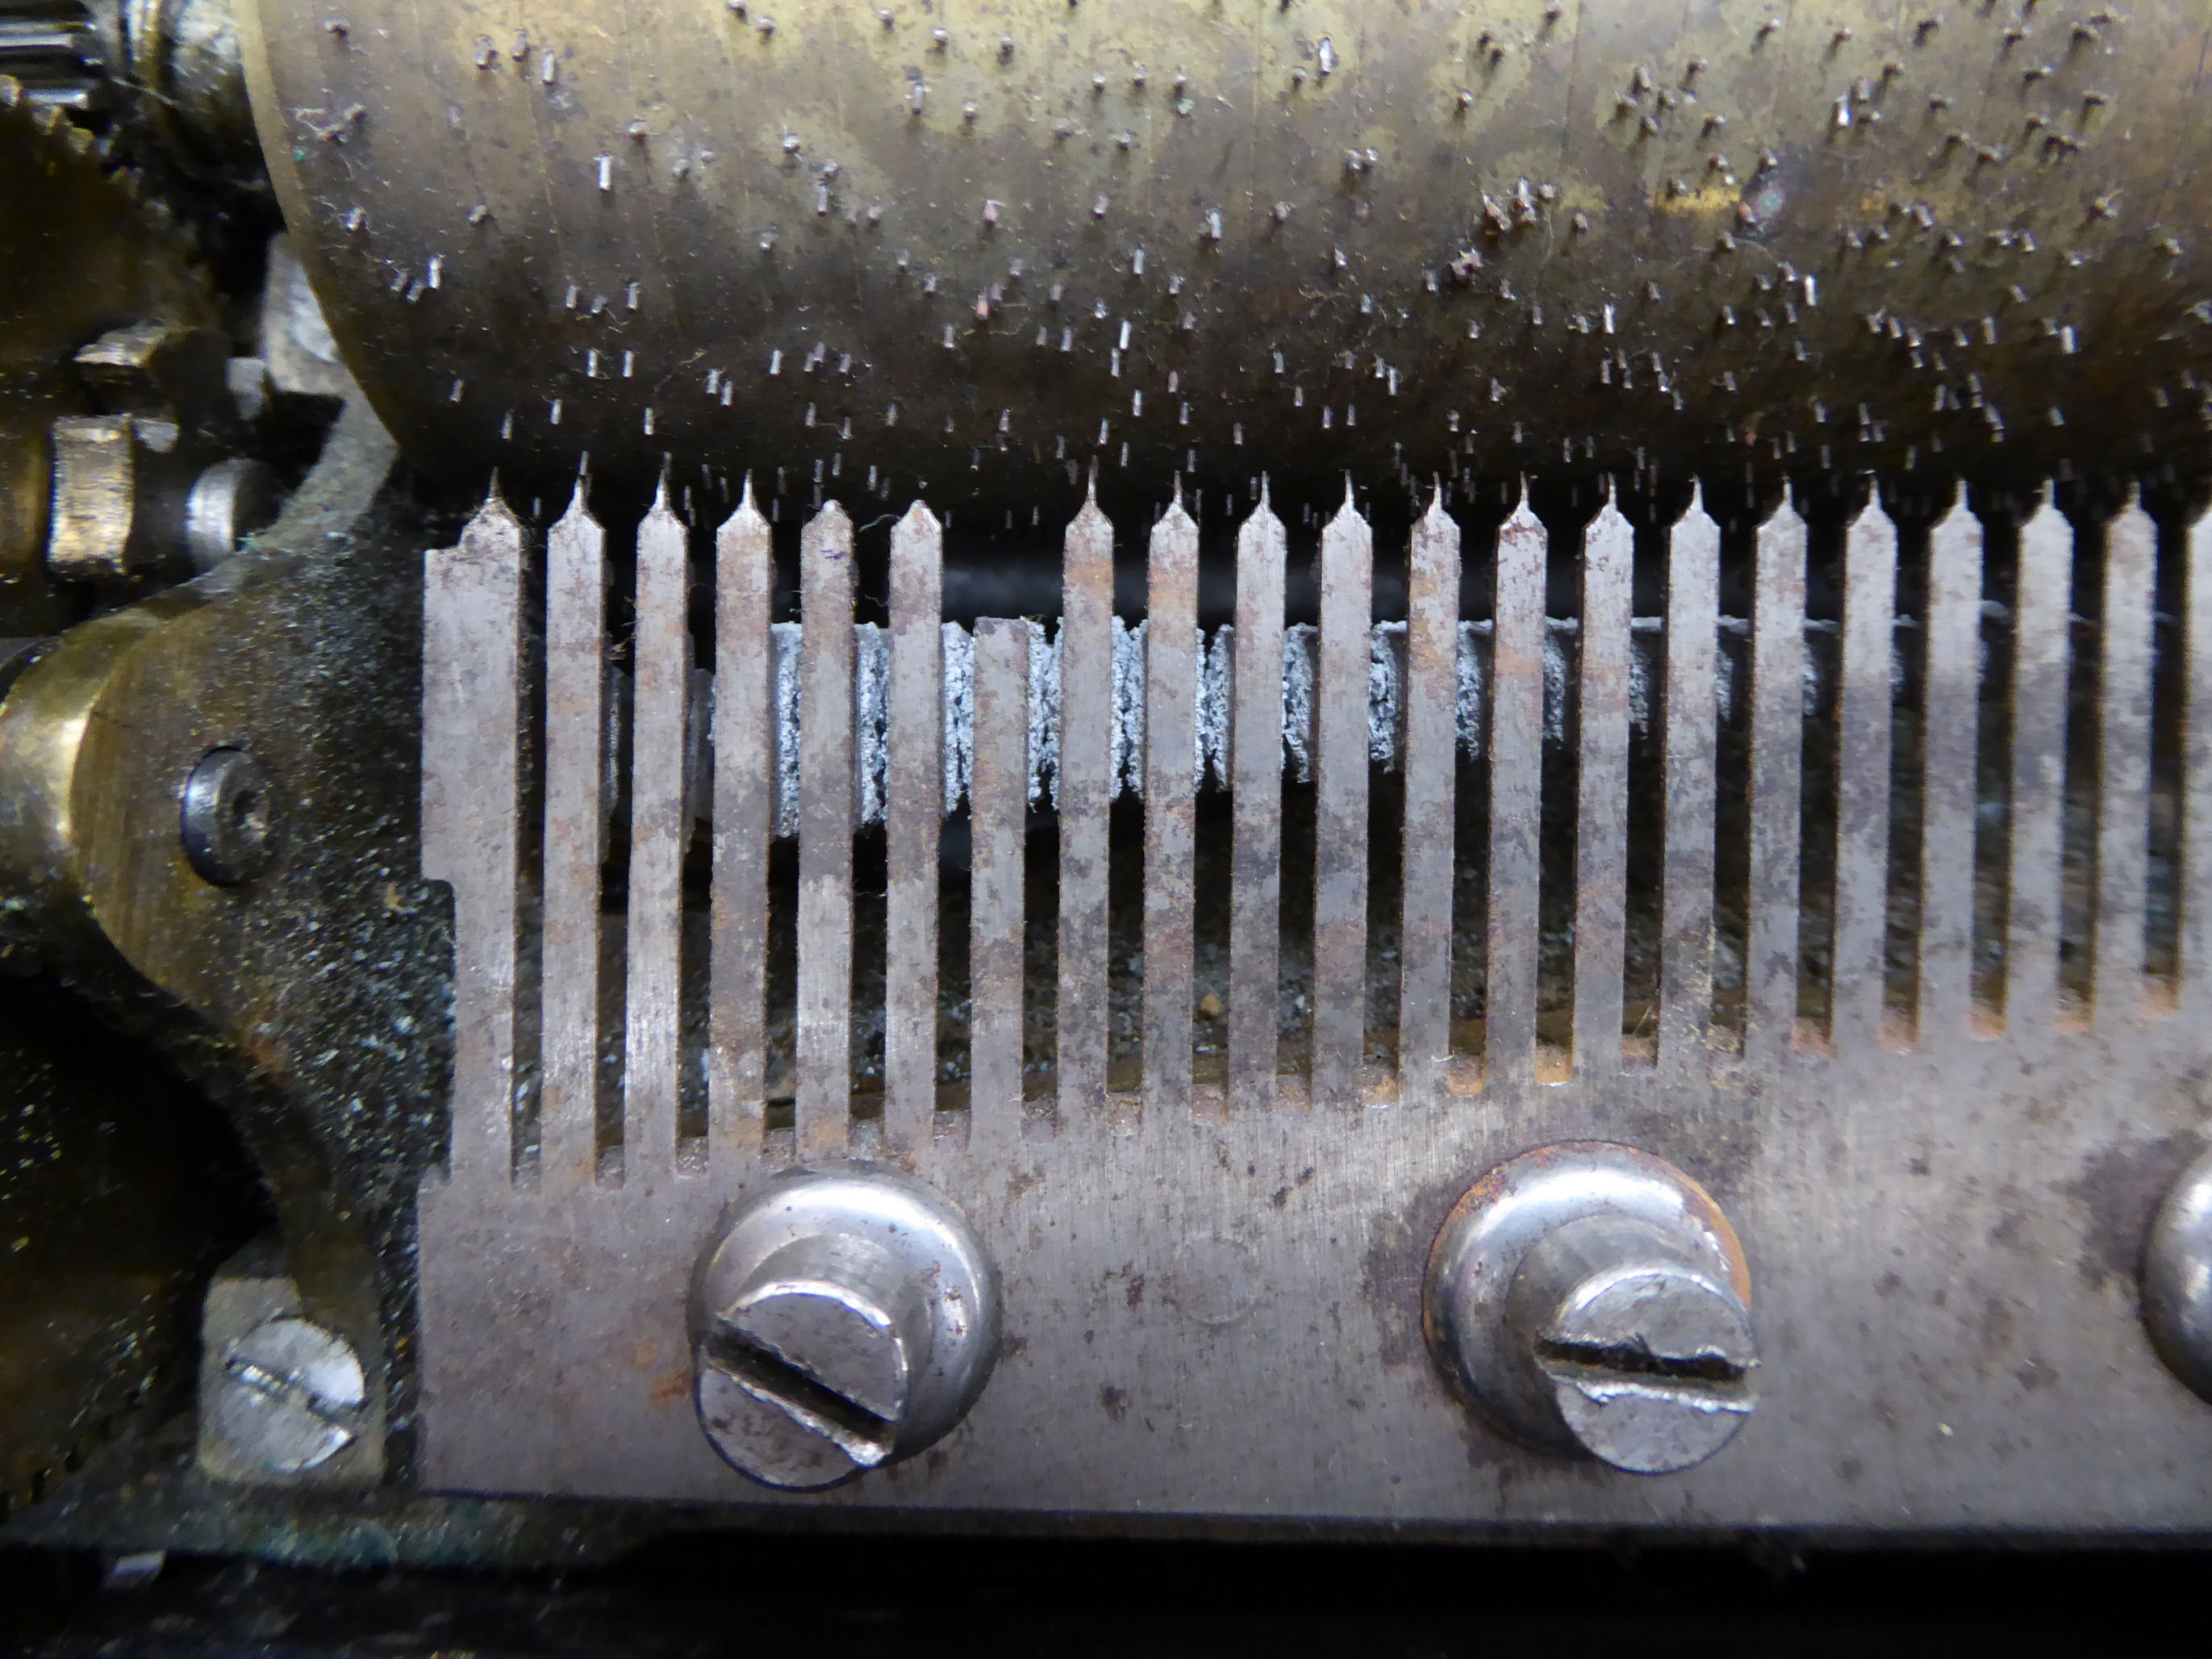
<box><xmin>2007</xmin><ymin>496</ymin><xmax>2072</xmax><ymax>1026</ymax></box>
<box><xmin>422</xmin><ymin>491</ymin><xmax>528</xmax><ymax>1183</ymax></box>
<box><xmin>1832</xmin><ymin>495</ymin><xmax>1899</xmax><ymax>1052</ymax></box>
<box><xmin>1744</xmin><ymin>496</ymin><xmax>1807</xmax><ymax>1068</ymax></box>
<box><xmin>1399</xmin><ymin>494</ymin><xmax>1461</xmax><ymax>1105</ymax></box>
<box><xmin>1486</xmin><ymin>492</ymin><xmax>1546</xmax><ymax>1093</ymax></box>
<box><xmin>626</xmin><ymin>487</ymin><xmax>691</xmax><ymax>1179</ymax></box>
<box><xmin>1312</xmin><ymin>487</ymin><xmax>1372</xmax><ymax>1110</ymax></box>
<box><xmin>1142</xmin><ymin>497</ymin><xmax>1200</xmax><ymax>1119</ymax></box>
<box><xmin>1659</xmin><ymin>491</ymin><xmax>1720</xmax><ymax>1082</ymax></box>
<box><xmin>885</xmin><ymin>502</ymin><xmax>945</xmax><ymax>1155</ymax></box>
<box><xmin>1058</xmin><ymin>496</ymin><xmax>1116</xmax><ymax>1126</ymax></box>
<box><xmin>1229</xmin><ymin>495</ymin><xmax>1288</xmax><ymax>1115</ymax></box>
<box><xmin>969</xmin><ymin>616</ymin><xmax>1029</xmax><ymax>1156</ymax></box>
<box><xmin>1572</xmin><ymin>492</ymin><xmax>1634</xmax><ymax>1082</ymax></box>
<box><xmin>540</xmin><ymin>480</ymin><xmax>607</xmax><ymax>1193</ymax></box>
<box><xmin>2095</xmin><ymin>493</ymin><xmax>2157</xmax><ymax>1026</ymax></box>
<box><xmin>1918</xmin><ymin>494</ymin><xmax>1984</xmax><ymax>1041</ymax></box>
<box><xmin>711</xmin><ymin>483</ymin><xmax>774</xmax><ymax>1166</ymax></box>
<box><xmin>2182</xmin><ymin>508</ymin><xmax>2212</xmax><ymax>1018</ymax></box>
<box><xmin>795</xmin><ymin>503</ymin><xmax>856</xmax><ymax>1159</ymax></box>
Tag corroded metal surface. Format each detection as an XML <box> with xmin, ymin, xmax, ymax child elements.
<box><xmin>415</xmin><ymin>474</ymin><xmax>2212</xmax><ymax>1524</ymax></box>
<box><xmin>1919</xmin><ymin>496</ymin><xmax>1981</xmax><ymax>1038</ymax></box>
<box><xmin>967</xmin><ymin>615</ymin><xmax>1028</xmax><ymax>1154</ymax></box>
<box><xmin>241</xmin><ymin>2</ymin><xmax>2212</xmax><ymax>521</ymax></box>
<box><xmin>1571</xmin><ymin>498</ymin><xmax>1631</xmax><ymax>1079</ymax></box>
<box><xmin>1141</xmin><ymin>495</ymin><xmax>1198</xmax><ymax>1119</ymax></box>
<box><xmin>1659</xmin><ymin>492</ymin><xmax>1721</xmax><ymax>1080</ymax></box>
<box><xmin>1486</xmin><ymin>496</ymin><xmax>1545</xmax><ymax>1091</ymax></box>
<box><xmin>540</xmin><ymin>484</ymin><xmax>603</xmax><ymax>1193</ymax></box>
<box><xmin>1745</xmin><ymin>500</ymin><xmax>1805</xmax><ymax>1063</ymax></box>
<box><xmin>1396</xmin><ymin>495</ymin><xmax>1458</xmax><ymax>1105</ymax></box>
<box><xmin>1055</xmin><ymin>493</ymin><xmax>1113</xmax><ymax>1124</ymax></box>
<box><xmin>795</xmin><ymin>504</ymin><xmax>855</xmax><ymax>1159</ymax></box>
<box><xmin>1227</xmin><ymin>495</ymin><xmax>1285</xmax><ymax>1117</ymax></box>
<box><xmin>421</xmin><ymin>494</ymin><xmax>526</xmax><ymax>1185</ymax></box>
<box><xmin>1832</xmin><ymin>499</ymin><xmax>1897</xmax><ymax>1048</ymax></box>
<box><xmin>627</xmin><ymin>488</ymin><xmax>691</xmax><ymax>1175</ymax></box>
<box><xmin>884</xmin><ymin>502</ymin><xmax>944</xmax><ymax>1155</ymax></box>
<box><xmin>710</xmin><ymin>484</ymin><xmax>774</xmax><ymax>1165</ymax></box>
<box><xmin>1</xmin><ymin>525</ymin><xmax>441</xmax><ymax>1515</ymax></box>
<box><xmin>1310</xmin><ymin>489</ymin><xmax>1370</xmax><ymax>1109</ymax></box>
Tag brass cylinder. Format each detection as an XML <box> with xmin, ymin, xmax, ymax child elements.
<box><xmin>240</xmin><ymin>2</ymin><xmax>2212</xmax><ymax>523</ymax></box>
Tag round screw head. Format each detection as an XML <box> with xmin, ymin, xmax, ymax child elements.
<box><xmin>2144</xmin><ymin>1146</ymin><xmax>2212</xmax><ymax>1403</ymax></box>
<box><xmin>1425</xmin><ymin>1143</ymin><xmax>1759</xmax><ymax>1475</ymax></box>
<box><xmin>212</xmin><ymin>1316</ymin><xmax>365</xmax><ymax>1475</ymax></box>
<box><xmin>180</xmin><ymin>746</ymin><xmax>278</xmax><ymax>885</ymax></box>
<box><xmin>691</xmin><ymin>1169</ymin><xmax>999</xmax><ymax>1491</ymax></box>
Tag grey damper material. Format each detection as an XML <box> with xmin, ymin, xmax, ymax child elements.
<box><xmin>721</xmin><ymin>616</ymin><xmax>1894</xmax><ymax>837</ymax></box>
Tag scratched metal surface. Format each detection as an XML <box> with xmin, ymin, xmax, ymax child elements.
<box><xmin>419</xmin><ymin>1029</ymin><xmax>2212</xmax><ymax>1524</ymax></box>
<box><xmin>413</xmin><ymin>474</ymin><xmax>2212</xmax><ymax>1527</ymax></box>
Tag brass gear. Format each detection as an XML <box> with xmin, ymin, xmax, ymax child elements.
<box><xmin>0</xmin><ymin>69</ymin><xmax>216</xmax><ymax>633</ymax></box>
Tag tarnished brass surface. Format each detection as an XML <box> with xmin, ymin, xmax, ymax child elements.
<box><xmin>245</xmin><ymin>1</ymin><xmax>2212</xmax><ymax>524</ymax></box>
<box><xmin>0</xmin><ymin>513</ymin><xmax>444</xmax><ymax>1486</ymax></box>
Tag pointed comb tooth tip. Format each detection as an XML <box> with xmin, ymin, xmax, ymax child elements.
<box><xmin>738</xmin><ymin>471</ymin><xmax>756</xmax><ymax>508</ymax></box>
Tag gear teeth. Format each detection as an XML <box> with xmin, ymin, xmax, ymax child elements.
<box><xmin>0</xmin><ymin>69</ymin><xmax>217</xmax><ymax>312</ymax></box>
<box><xmin>0</xmin><ymin>2</ymin><xmax>99</xmax><ymax>115</ymax></box>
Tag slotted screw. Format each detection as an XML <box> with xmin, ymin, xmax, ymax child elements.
<box><xmin>691</xmin><ymin>1170</ymin><xmax>1000</xmax><ymax>1491</ymax></box>
<box><xmin>1425</xmin><ymin>1142</ymin><xmax>1759</xmax><ymax>1476</ymax></box>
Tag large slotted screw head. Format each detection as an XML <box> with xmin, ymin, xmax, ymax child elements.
<box><xmin>690</xmin><ymin>1168</ymin><xmax>1000</xmax><ymax>1491</ymax></box>
<box><xmin>1424</xmin><ymin>1143</ymin><xmax>1759</xmax><ymax>1475</ymax></box>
